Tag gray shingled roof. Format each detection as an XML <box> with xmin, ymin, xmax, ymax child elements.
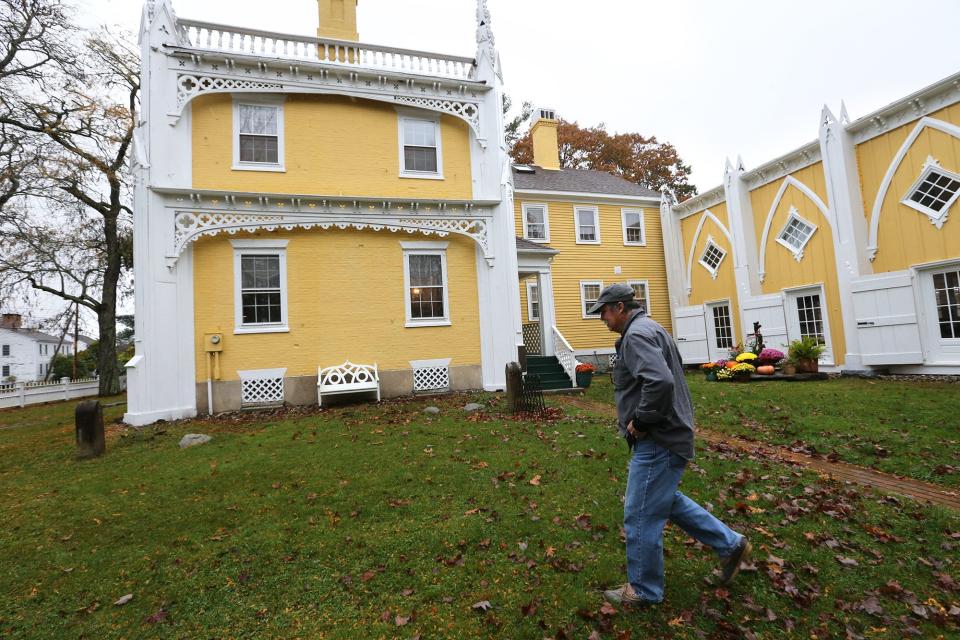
<box><xmin>516</xmin><ymin>237</ymin><xmax>558</xmax><ymax>253</ymax></box>
<box><xmin>513</xmin><ymin>165</ymin><xmax>660</xmax><ymax>198</ymax></box>
<box><xmin>0</xmin><ymin>328</ymin><xmax>60</xmax><ymax>342</ymax></box>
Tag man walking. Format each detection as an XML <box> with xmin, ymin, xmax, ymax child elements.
<box><xmin>590</xmin><ymin>283</ymin><xmax>751</xmax><ymax>607</ymax></box>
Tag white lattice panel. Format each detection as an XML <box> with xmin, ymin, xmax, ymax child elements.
<box><xmin>413</xmin><ymin>366</ymin><xmax>450</xmax><ymax>392</ymax></box>
<box><xmin>609</xmin><ymin>353</ymin><xmax>618</xmax><ymax>367</ymax></box>
<box><xmin>238</xmin><ymin>368</ymin><xmax>286</xmax><ymax>405</ymax></box>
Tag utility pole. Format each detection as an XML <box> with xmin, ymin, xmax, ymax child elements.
<box><xmin>73</xmin><ymin>302</ymin><xmax>79</xmax><ymax>380</ymax></box>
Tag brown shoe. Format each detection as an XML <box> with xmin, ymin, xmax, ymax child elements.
<box><xmin>719</xmin><ymin>538</ymin><xmax>752</xmax><ymax>584</ymax></box>
<box><xmin>602</xmin><ymin>584</ymin><xmax>656</xmax><ymax>608</ymax></box>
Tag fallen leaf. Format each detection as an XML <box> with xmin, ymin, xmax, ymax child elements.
<box><xmin>472</xmin><ymin>600</ymin><xmax>492</xmax><ymax>612</ymax></box>
<box><xmin>600</xmin><ymin>601</ymin><xmax>617</xmax><ymax>616</ymax></box>
<box><xmin>835</xmin><ymin>556</ymin><xmax>859</xmax><ymax>567</ymax></box>
<box><xmin>394</xmin><ymin>615</ymin><xmax>409</xmax><ymax>626</ymax></box>
<box><xmin>529</xmin><ymin>475</ymin><xmax>541</xmax><ymax>486</ymax></box>
<box><xmin>113</xmin><ymin>594</ymin><xmax>133</xmax><ymax>607</ymax></box>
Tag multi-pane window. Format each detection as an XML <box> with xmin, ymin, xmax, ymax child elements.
<box><xmin>2</xmin><ymin>365</ymin><xmax>8</xmax><ymax>377</ymax></box>
<box><xmin>933</xmin><ymin>270</ymin><xmax>960</xmax><ymax>339</ymax></box>
<box><xmin>240</xmin><ymin>255</ymin><xmax>283</xmax><ymax>325</ymax></box>
<box><xmin>580</xmin><ymin>281</ymin><xmax>603</xmax><ymax>318</ymax></box>
<box><xmin>575</xmin><ymin>207</ymin><xmax>600</xmax><ymax>243</ymax></box>
<box><xmin>712</xmin><ymin>304</ymin><xmax>734</xmax><ymax>349</ymax></box>
<box><xmin>904</xmin><ymin>165</ymin><xmax>960</xmax><ymax>222</ymax></box>
<box><xmin>237</xmin><ymin>104</ymin><xmax>281</xmax><ymax>165</ymax></box>
<box><xmin>523</xmin><ymin>204</ymin><xmax>548</xmax><ymax>241</ymax></box>
<box><xmin>401</xmin><ymin>118</ymin><xmax>440</xmax><ymax>174</ymax></box>
<box><xmin>527</xmin><ymin>282</ymin><xmax>540</xmax><ymax>321</ymax></box>
<box><xmin>407</xmin><ymin>254</ymin><xmax>446</xmax><ymax>321</ymax></box>
<box><xmin>627</xmin><ymin>281</ymin><xmax>649</xmax><ymax>314</ymax></box>
<box><xmin>1</xmin><ymin>345</ymin><xmax>8</xmax><ymax>356</ymax></box>
<box><xmin>622</xmin><ymin>209</ymin><xmax>645</xmax><ymax>245</ymax></box>
<box><xmin>777</xmin><ymin>210</ymin><xmax>816</xmax><ymax>256</ymax></box>
<box><xmin>796</xmin><ymin>294</ymin><xmax>826</xmax><ymax>345</ymax></box>
<box><xmin>699</xmin><ymin>239</ymin><xmax>726</xmax><ymax>277</ymax></box>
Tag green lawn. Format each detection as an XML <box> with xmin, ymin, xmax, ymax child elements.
<box><xmin>0</xmin><ymin>391</ymin><xmax>958</xmax><ymax>638</ymax></box>
<box><xmin>586</xmin><ymin>374</ymin><xmax>960</xmax><ymax>487</ymax></box>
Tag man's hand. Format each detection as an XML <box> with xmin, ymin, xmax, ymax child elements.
<box><xmin>626</xmin><ymin>420</ymin><xmax>638</xmax><ymax>437</ymax></box>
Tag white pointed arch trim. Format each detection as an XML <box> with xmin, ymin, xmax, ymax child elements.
<box><xmin>757</xmin><ymin>175</ymin><xmax>831</xmax><ymax>283</ymax></box>
<box><xmin>685</xmin><ymin>209</ymin><xmax>733</xmax><ymax>294</ymax></box>
<box><xmin>867</xmin><ymin>117</ymin><xmax>960</xmax><ymax>261</ymax></box>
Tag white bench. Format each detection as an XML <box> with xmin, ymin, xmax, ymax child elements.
<box><xmin>317</xmin><ymin>361</ymin><xmax>381</xmax><ymax>407</ymax></box>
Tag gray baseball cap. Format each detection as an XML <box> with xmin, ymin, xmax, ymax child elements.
<box><xmin>587</xmin><ymin>283</ymin><xmax>635</xmax><ymax>314</ymax></box>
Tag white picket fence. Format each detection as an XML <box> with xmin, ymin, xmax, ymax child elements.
<box><xmin>0</xmin><ymin>377</ymin><xmax>122</xmax><ymax>409</ymax></box>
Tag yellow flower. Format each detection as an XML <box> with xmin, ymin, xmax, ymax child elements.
<box><xmin>735</xmin><ymin>352</ymin><xmax>757</xmax><ymax>362</ymax></box>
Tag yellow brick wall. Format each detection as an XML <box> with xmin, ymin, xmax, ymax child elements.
<box><xmin>192</xmin><ymin>228</ymin><xmax>481</xmax><ymax>380</ymax></box>
<box><xmin>514</xmin><ymin>197</ymin><xmax>671</xmax><ymax>350</ymax></box>
<box><xmin>749</xmin><ymin>163</ymin><xmax>846</xmax><ymax>364</ymax></box>
<box><xmin>679</xmin><ymin>202</ymin><xmax>742</xmax><ymax>344</ymax></box>
<box><xmin>191</xmin><ymin>93</ymin><xmax>473</xmax><ymax>199</ymax></box>
<box><xmin>856</xmin><ymin>103</ymin><xmax>960</xmax><ymax>273</ymax></box>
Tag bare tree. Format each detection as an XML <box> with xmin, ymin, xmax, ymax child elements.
<box><xmin>0</xmin><ymin>2</ymin><xmax>137</xmax><ymax>396</ymax></box>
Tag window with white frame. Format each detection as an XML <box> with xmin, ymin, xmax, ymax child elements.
<box><xmin>621</xmin><ymin>208</ymin><xmax>645</xmax><ymax>245</ymax></box>
<box><xmin>574</xmin><ymin>207</ymin><xmax>600</xmax><ymax>244</ymax></box>
<box><xmin>402</xmin><ymin>241</ymin><xmax>450</xmax><ymax>326</ymax></box>
<box><xmin>933</xmin><ymin>269</ymin><xmax>960</xmax><ymax>339</ymax></box>
<box><xmin>626</xmin><ymin>280</ymin><xmax>649</xmax><ymax>314</ymax></box>
<box><xmin>796</xmin><ymin>293</ymin><xmax>827</xmax><ymax>345</ymax></box>
<box><xmin>399</xmin><ymin>115</ymin><xmax>442</xmax><ymax>177</ymax></box>
<box><xmin>522</xmin><ymin>203</ymin><xmax>549</xmax><ymax>241</ymax></box>
<box><xmin>698</xmin><ymin>238</ymin><xmax>726</xmax><ymax>278</ymax></box>
<box><xmin>902</xmin><ymin>160</ymin><xmax>960</xmax><ymax>225</ymax></box>
<box><xmin>526</xmin><ymin>281</ymin><xmax>540</xmax><ymax>321</ymax></box>
<box><xmin>232</xmin><ymin>239</ymin><xmax>289</xmax><ymax>334</ymax></box>
<box><xmin>234</xmin><ymin>100</ymin><xmax>284</xmax><ymax>169</ymax></box>
<box><xmin>2</xmin><ymin>365</ymin><xmax>8</xmax><ymax>377</ymax></box>
<box><xmin>711</xmin><ymin>303</ymin><xmax>734</xmax><ymax>349</ymax></box>
<box><xmin>1</xmin><ymin>345</ymin><xmax>8</xmax><ymax>356</ymax></box>
<box><xmin>776</xmin><ymin>208</ymin><xmax>817</xmax><ymax>259</ymax></box>
<box><xmin>580</xmin><ymin>280</ymin><xmax>603</xmax><ymax>318</ymax></box>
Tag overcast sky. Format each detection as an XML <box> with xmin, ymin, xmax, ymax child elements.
<box><xmin>78</xmin><ymin>0</ymin><xmax>960</xmax><ymax>193</ymax></box>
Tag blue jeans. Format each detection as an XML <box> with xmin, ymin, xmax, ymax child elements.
<box><xmin>624</xmin><ymin>439</ymin><xmax>742</xmax><ymax>603</ymax></box>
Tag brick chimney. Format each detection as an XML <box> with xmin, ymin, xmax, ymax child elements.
<box><xmin>0</xmin><ymin>313</ymin><xmax>22</xmax><ymax>329</ymax></box>
<box><xmin>318</xmin><ymin>0</ymin><xmax>359</xmax><ymax>41</ymax></box>
<box><xmin>531</xmin><ymin>107</ymin><xmax>561</xmax><ymax>171</ymax></box>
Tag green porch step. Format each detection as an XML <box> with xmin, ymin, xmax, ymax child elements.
<box><xmin>524</xmin><ymin>355</ymin><xmax>573</xmax><ymax>389</ymax></box>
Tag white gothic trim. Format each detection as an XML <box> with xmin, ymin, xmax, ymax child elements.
<box><xmin>684</xmin><ymin>209</ymin><xmax>733</xmax><ymax>294</ymax></box>
<box><xmin>757</xmin><ymin>175</ymin><xmax>831</xmax><ymax>282</ymax></box>
<box><xmin>867</xmin><ymin>117</ymin><xmax>960</xmax><ymax>261</ymax></box>
<box><xmin>163</xmin><ymin>190</ymin><xmax>496</xmax><ymax>266</ymax></box>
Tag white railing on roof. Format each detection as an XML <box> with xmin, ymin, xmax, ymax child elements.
<box><xmin>176</xmin><ymin>19</ymin><xmax>477</xmax><ymax>81</ymax></box>
<box><xmin>552</xmin><ymin>326</ymin><xmax>578</xmax><ymax>388</ymax></box>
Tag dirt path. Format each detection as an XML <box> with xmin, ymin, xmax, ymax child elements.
<box><xmin>557</xmin><ymin>395</ymin><xmax>960</xmax><ymax>512</ymax></box>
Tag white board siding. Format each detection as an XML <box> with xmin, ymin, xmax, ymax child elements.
<box><xmin>741</xmin><ymin>294</ymin><xmax>789</xmax><ymax>353</ymax></box>
<box><xmin>852</xmin><ymin>272</ymin><xmax>924</xmax><ymax>365</ymax></box>
<box><xmin>674</xmin><ymin>305</ymin><xmax>709</xmax><ymax>364</ymax></box>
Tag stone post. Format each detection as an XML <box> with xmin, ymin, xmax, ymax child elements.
<box><xmin>504</xmin><ymin>362</ymin><xmax>522</xmax><ymax>413</ymax></box>
<box><xmin>75</xmin><ymin>400</ymin><xmax>105</xmax><ymax>460</ymax></box>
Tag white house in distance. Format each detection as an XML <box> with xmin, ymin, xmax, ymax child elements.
<box><xmin>0</xmin><ymin>314</ymin><xmax>68</xmax><ymax>382</ymax></box>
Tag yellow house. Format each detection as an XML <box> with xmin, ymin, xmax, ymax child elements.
<box><xmin>511</xmin><ymin>109</ymin><xmax>668</xmax><ymax>386</ymax></box>
<box><xmin>664</xmin><ymin>71</ymin><xmax>960</xmax><ymax>375</ymax></box>
<box><xmin>125</xmin><ymin>0</ymin><xmax>524</xmax><ymax>424</ymax></box>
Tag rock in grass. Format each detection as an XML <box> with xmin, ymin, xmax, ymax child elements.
<box><xmin>423</xmin><ymin>406</ymin><xmax>440</xmax><ymax>415</ymax></box>
<box><xmin>463</xmin><ymin>403</ymin><xmax>484</xmax><ymax>413</ymax></box>
<box><xmin>179</xmin><ymin>434</ymin><xmax>212</xmax><ymax>449</ymax></box>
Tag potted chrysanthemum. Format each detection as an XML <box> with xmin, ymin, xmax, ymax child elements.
<box><xmin>575</xmin><ymin>362</ymin><xmax>596</xmax><ymax>388</ymax></box>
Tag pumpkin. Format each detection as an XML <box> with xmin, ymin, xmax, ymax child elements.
<box><xmin>756</xmin><ymin>365</ymin><xmax>775</xmax><ymax>375</ymax></box>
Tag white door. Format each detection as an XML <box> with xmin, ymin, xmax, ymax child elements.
<box><xmin>741</xmin><ymin>294</ymin><xmax>789</xmax><ymax>353</ymax></box>
<box><xmin>705</xmin><ymin>301</ymin><xmax>735</xmax><ymax>362</ymax></box>
<box><xmin>919</xmin><ymin>265</ymin><xmax>960</xmax><ymax>364</ymax></box>
<box><xmin>785</xmin><ymin>286</ymin><xmax>833</xmax><ymax>365</ymax></box>
<box><xmin>673</xmin><ymin>305</ymin><xmax>709</xmax><ymax>364</ymax></box>
<box><xmin>851</xmin><ymin>271</ymin><xmax>923</xmax><ymax>365</ymax></box>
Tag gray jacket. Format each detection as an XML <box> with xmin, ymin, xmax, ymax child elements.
<box><xmin>612</xmin><ymin>311</ymin><xmax>695</xmax><ymax>459</ymax></box>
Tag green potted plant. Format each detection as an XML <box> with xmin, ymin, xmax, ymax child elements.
<box><xmin>575</xmin><ymin>362</ymin><xmax>596</xmax><ymax>388</ymax></box>
<box><xmin>787</xmin><ymin>337</ymin><xmax>826</xmax><ymax>373</ymax></box>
